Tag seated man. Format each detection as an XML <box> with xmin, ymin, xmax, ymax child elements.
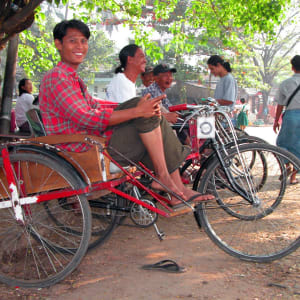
<box><xmin>142</xmin><ymin>64</ymin><xmax>190</xmax><ymax>145</ymax></box>
<box><xmin>39</xmin><ymin>19</ymin><xmax>213</xmax><ymax>207</ymax></box>
<box><xmin>140</xmin><ymin>66</ymin><xmax>154</xmax><ymax>88</ymax></box>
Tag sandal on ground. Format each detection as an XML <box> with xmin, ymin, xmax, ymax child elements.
<box><xmin>141</xmin><ymin>259</ymin><xmax>186</xmax><ymax>273</ymax></box>
<box><xmin>172</xmin><ymin>193</ymin><xmax>215</xmax><ymax>209</ymax></box>
<box><xmin>279</xmin><ymin>166</ymin><xmax>293</xmax><ymax>181</ymax></box>
<box><xmin>290</xmin><ymin>179</ymin><xmax>299</xmax><ymax>185</ymax></box>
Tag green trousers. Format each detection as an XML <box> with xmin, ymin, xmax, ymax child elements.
<box><xmin>107</xmin><ymin>97</ymin><xmax>190</xmax><ymax>173</ymax></box>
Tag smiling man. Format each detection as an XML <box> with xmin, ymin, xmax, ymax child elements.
<box><xmin>106</xmin><ymin>44</ymin><xmax>147</xmax><ymax>103</ymax></box>
<box><xmin>142</xmin><ymin>64</ymin><xmax>178</xmax><ymax>123</ymax></box>
<box><xmin>142</xmin><ymin>64</ymin><xmax>190</xmax><ymax>144</ymax></box>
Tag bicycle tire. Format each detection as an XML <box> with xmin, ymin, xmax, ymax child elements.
<box><xmin>13</xmin><ymin>145</ymin><xmax>118</xmax><ymax>251</ymax></box>
<box><xmin>181</xmin><ymin>135</ymin><xmax>267</xmax><ymax>186</ymax></box>
<box><xmin>194</xmin><ymin>143</ymin><xmax>300</xmax><ymax>262</ymax></box>
<box><xmin>45</xmin><ymin>193</ymin><xmax>120</xmax><ymax>251</ymax></box>
<box><xmin>0</xmin><ymin>152</ymin><xmax>91</xmax><ymax>288</ymax></box>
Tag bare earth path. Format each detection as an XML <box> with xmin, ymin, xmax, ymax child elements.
<box><xmin>1</xmin><ymin>212</ymin><xmax>299</xmax><ymax>300</ymax></box>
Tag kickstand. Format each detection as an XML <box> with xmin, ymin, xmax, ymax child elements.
<box><xmin>153</xmin><ymin>223</ymin><xmax>165</xmax><ymax>241</ymax></box>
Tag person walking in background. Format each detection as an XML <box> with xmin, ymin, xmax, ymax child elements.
<box><xmin>236</xmin><ymin>98</ymin><xmax>249</xmax><ymax>130</ymax></box>
<box><xmin>15</xmin><ymin>78</ymin><xmax>34</xmax><ymax>133</ymax></box>
<box><xmin>140</xmin><ymin>66</ymin><xmax>154</xmax><ymax>88</ymax></box>
<box><xmin>207</xmin><ymin>55</ymin><xmax>238</xmax><ymax>108</ymax></box>
<box><xmin>273</xmin><ymin>55</ymin><xmax>300</xmax><ymax>185</ymax></box>
<box><xmin>106</xmin><ymin>44</ymin><xmax>146</xmax><ymax>103</ymax></box>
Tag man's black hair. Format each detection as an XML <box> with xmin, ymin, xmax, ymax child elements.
<box><xmin>53</xmin><ymin>19</ymin><xmax>90</xmax><ymax>41</ymax></box>
<box><xmin>291</xmin><ymin>55</ymin><xmax>300</xmax><ymax>71</ymax></box>
<box><xmin>115</xmin><ymin>44</ymin><xmax>140</xmax><ymax>74</ymax></box>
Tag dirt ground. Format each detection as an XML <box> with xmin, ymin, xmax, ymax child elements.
<box><xmin>1</xmin><ymin>212</ymin><xmax>299</xmax><ymax>300</ymax></box>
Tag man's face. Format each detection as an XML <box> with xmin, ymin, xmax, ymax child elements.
<box><xmin>141</xmin><ymin>72</ymin><xmax>154</xmax><ymax>87</ymax></box>
<box><xmin>127</xmin><ymin>48</ymin><xmax>147</xmax><ymax>74</ymax></box>
<box><xmin>155</xmin><ymin>71</ymin><xmax>173</xmax><ymax>91</ymax></box>
<box><xmin>208</xmin><ymin>63</ymin><xmax>222</xmax><ymax>77</ymax></box>
<box><xmin>55</xmin><ymin>28</ymin><xmax>88</xmax><ymax>70</ymax></box>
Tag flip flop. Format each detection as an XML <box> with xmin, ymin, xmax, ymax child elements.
<box><xmin>172</xmin><ymin>193</ymin><xmax>215</xmax><ymax>209</ymax></box>
<box><xmin>141</xmin><ymin>259</ymin><xmax>186</xmax><ymax>273</ymax></box>
<box><xmin>290</xmin><ymin>180</ymin><xmax>299</xmax><ymax>185</ymax></box>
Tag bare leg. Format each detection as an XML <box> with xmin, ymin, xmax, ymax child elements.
<box><xmin>290</xmin><ymin>166</ymin><xmax>298</xmax><ymax>184</ymax></box>
<box><xmin>139</xmin><ymin>126</ymin><xmax>184</xmax><ymax>200</ymax></box>
<box><xmin>170</xmin><ymin>169</ymin><xmax>215</xmax><ymax>202</ymax></box>
<box><xmin>140</xmin><ymin>127</ymin><xmax>214</xmax><ymax>206</ymax></box>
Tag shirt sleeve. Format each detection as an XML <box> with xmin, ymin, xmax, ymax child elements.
<box><xmin>47</xmin><ymin>70</ymin><xmax>114</xmax><ymax>132</ymax></box>
<box><xmin>221</xmin><ymin>76</ymin><xmax>236</xmax><ymax>103</ymax></box>
<box><xmin>23</xmin><ymin>94</ymin><xmax>35</xmax><ymax>111</ymax></box>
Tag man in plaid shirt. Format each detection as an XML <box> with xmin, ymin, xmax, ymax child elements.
<box><xmin>39</xmin><ymin>19</ymin><xmax>214</xmax><ymax>207</ymax></box>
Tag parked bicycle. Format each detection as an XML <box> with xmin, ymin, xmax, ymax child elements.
<box><xmin>0</xmin><ymin>98</ymin><xmax>299</xmax><ymax>289</ymax></box>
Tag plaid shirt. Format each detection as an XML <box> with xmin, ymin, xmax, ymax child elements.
<box><xmin>39</xmin><ymin>62</ymin><xmax>117</xmax><ymax>152</ymax></box>
<box><xmin>142</xmin><ymin>82</ymin><xmax>172</xmax><ymax>111</ymax></box>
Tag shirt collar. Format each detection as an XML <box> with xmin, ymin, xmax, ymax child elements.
<box><xmin>57</xmin><ymin>61</ymin><xmax>78</xmax><ymax>78</ymax></box>
<box><xmin>153</xmin><ymin>82</ymin><xmax>164</xmax><ymax>93</ymax></box>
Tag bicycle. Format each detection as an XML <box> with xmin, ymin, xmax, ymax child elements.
<box><xmin>0</xmin><ymin>100</ymin><xmax>299</xmax><ymax>288</ymax></box>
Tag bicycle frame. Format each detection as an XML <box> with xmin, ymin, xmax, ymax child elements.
<box><xmin>171</xmin><ymin>101</ymin><xmax>260</xmax><ymax>205</ymax></box>
<box><xmin>0</xmin><ymin>142</ymin><xmax>193</xmax><ymax>222</ymax></box>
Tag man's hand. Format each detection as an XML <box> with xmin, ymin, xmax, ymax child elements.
<box><xmin>163</xmin><ymin>112</ymin><xmax>179</xmax><ymax>124</ymax></box>
<box><xmin>136</xmin><ymin>93</ymin><xmax>164</xmax><ymax>118</ymax></box>
<box><xmin>273</xmin><ymin>120</ymin><xmax>280</xmax><ymax>133</ymax></box>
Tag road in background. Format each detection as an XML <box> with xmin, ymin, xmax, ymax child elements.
<box><xmin>245</xmin><ymin>126</ymin><xmax>277</xmax><ymax>145</ymax></box>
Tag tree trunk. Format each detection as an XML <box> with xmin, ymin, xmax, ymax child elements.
<box><xmin>0</xmin><ymin>35</ymin><xmax>19</xmax><ymax>134</ymax></box>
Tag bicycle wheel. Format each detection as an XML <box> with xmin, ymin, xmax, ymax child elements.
<box><xmin>194</xmin><ymin>143</ymin><xmax>300</xmax><ymax>262</ymax></box>
<box><xmin>181</xmin><ymin>136</ymin><xmax>267</xmax><ymax>186</ymax></box>
<box><xmin>46</xmin><ymin>193</ymin><xmax>120</xmax><ymax>250</ymax></box>
<box><xmin>15</xmin><ymin>145</ymin><xmax>118</xmax><ymax>251</ymax></box>
<box><xmin>0</xmin><ymin>152</ymin><xmax>91</xmax><ymax>288</ymax></box>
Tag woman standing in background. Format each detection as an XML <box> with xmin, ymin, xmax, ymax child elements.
<box><xmin>15</xmin><ymin>78</ymin><xmax>34</xmax><ymax>133</ymax></box>
<box><xmin>207</xmin><ymin>55</ymin><xmax>238</xmax><ymax>109</ymax></box>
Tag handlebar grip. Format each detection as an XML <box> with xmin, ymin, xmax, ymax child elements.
<box><xmin>169</xmin><ymin>104</ymin><xmax>188</xmax><ymax>112</ymax></box>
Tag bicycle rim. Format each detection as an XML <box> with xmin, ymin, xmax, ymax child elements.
<box><xmin>194</xmin><ymin>143</ymin><xmax>300</xmax><ymax>262</ymax></box>
<box><xmin>0</xmin><ymin>152</ymin><xmax>91</xmax><ymax>288</ymax></box>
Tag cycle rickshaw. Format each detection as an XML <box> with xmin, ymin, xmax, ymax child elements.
<box><xmin>0</xmin><ymin>99</ymin><xmax>299</xmax><ymax>288</ymax></box>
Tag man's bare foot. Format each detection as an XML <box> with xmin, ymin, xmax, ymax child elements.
<box><xmin>167</xmin><ymin>188</ymin><xmax>215</xmax><ymax>207</ymax></box>
<box><xmin>151</xmin><ymin>175</ymin><xmax>185</xmax><ymax>199</ymax></box>
<box><xmin>183</xmin><ymin>187</ymin><xmax>215</xmax><ymax>201</ymax></box>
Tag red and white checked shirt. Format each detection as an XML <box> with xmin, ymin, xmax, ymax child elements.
<box><xmin>39</xmin><ymin>62</ymin><xmax>118</xmax><ymax>152</ymax></box>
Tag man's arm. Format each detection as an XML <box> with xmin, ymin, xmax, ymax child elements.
<box><xmin>273</xmin><ymin>104</ymin><xmax>284</xmax><ymax>133</ymax></box>
<box><xmin>161</xmin><ymin>112</ymin><xmax>179</xmax><ymax>124</ymax></box>
<box><xmin>108</xmin><ymin>94</ymin><xmax>163</xmax><ymax>126</ymax></box>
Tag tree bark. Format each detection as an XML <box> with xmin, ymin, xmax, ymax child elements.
<box><xmin>0</xmin><ymin>35</ymin><xmax>19</xmax><ymax>134</ymax></box>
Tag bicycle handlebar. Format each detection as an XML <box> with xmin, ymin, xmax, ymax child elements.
<box><xmin>169</xmin><ymin>98</ymin><xmax>218</xmax><ymax>113</ymax></box>
<box><xmin>169</xmin><ymin>104</ymin><xmax>189</xmax><ymax>112</ymax></box>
